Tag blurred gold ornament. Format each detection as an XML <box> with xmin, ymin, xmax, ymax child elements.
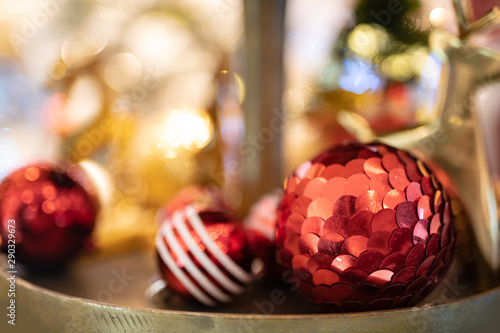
<box><xmin>341</xmin><ymin>1</ymin><xmax>500</xmax><ymax>273</ymax></box>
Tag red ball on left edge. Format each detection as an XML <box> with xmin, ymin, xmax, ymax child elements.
<box><xmin>0</xmin><ymin>164</ymin><xmax>98</xmax><ymax>268</ymax></box>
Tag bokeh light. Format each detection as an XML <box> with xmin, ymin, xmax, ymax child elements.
<box><xmin>347</xmin><ymin>24</ymin><xmax>390</xmax><ymax>61</ymax></box>
<box><xmin>232</xmin><ymin>71</ymin><xmax>246</xmax><ymax>104</ymax></box>
<box><xmin>151</xmin><ymin>107</ymin><xmax>213</xmax><ymax>159</ymax></box>
<box><xmin>41</xmin><ymin>75</ymin><xmax>102</xmax><ymax>135</ymax></box>
<box><xmin>0</xmin><ymin>0</ymin><xmax>247</xmax><ymax>254</ymax></box>
<box><xmin>49</xmin><ymin>61</ymin><xmax>67</xmax><ymax>80</ymax></box>
<box><xmin>104</xmin><ymin>52</ymin><xmax>143</xmax><ymax>92</ymax></box>
<box><xmin>41</xmin><ymin>93</ymin><xmax>68</xmax><ymax>134</ymax></box>
<box><xmin>125</xmin><ymin>13</ymin><xmax>195</xmax><ymax>76</ymax></box>
<box><xmin>61</xmin><ymin>36</ymin><xmax>108</xmax><ymax>70</ymax></box>
<box><xmin>159</xmin><ymin>71</ymin><xmax>217</xmax><ymax>109</ymax></box>
<box><xmin>429</xmin><ymin>7</ymin><xmax>452</xmax><ymax>30</ymax></box>
<box><xmin>380</xmin><ymin>53</ymin><xmax>413</xmax><ymax>82</ymax></box>
<box><xmin>2</xmin><ymin>0</ymin><xmax>38</xmax><ymax>15</ymax></box>
<box><xmin>78</xmin><ymin>159</ymin><xmax>114</xmax><ymax>208</ymax></box>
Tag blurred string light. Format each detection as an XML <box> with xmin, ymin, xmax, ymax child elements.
<box><xmin>151</xmin><ymin>107</ymin><xmax>213</xmax><ymax>159</ymax></box>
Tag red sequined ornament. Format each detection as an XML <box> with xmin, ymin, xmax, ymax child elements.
<box><xmin>276</xmin><ymin>143</ymin><xmax>456</xmax><ymax>311</ymax></box>
<box><xmin>0</xmin><ymin>164</ymin><xmax>98</xmax><ymax>267</ymax></box>
<box><xmin>155</xmin><ymin>186</ymin><xmax>263</xmax><ymax>306</ymax></box>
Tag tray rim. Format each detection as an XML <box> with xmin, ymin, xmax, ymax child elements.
<box><xmin>2</xmin><ymin>267</ymin><xmax>500</xmax><ymax>319</ymax></box>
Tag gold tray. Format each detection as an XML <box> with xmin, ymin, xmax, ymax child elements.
<box><xmin>1</xmin><ymin>249</ymin><xmax>499</xmax><ymax>333</ymax></box>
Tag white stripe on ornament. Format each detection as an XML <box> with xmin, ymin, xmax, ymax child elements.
<box><xmin>163</xmin><ymin>219</ymin><xmax>232</xmax><ymax>303</ymax></box>
<box><xmin>173</xmin><ymin>211</ymin><xmax>245</xmax><ymax>295</ymax></box>
<box><xmin>185</xmin><ymin>206</ymin><xmax>253</xmax><ymax>284</ymax></box>
<box><xmin>154</xmin><ymin>229</ymin><xmax>215</xmax><ymax>306</ymax></box>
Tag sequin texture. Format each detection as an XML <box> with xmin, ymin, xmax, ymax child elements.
<box><xmin>276</xmin><ymin>143</ymin><xmax>456</xmax><ymax>311</ymax></box>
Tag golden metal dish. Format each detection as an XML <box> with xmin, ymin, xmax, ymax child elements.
<box><xmin>0</xmin><ymin>249</ymin><xmax>499</xmax><ymax>333</ymax></box>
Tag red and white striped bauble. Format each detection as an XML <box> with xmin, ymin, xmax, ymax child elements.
<box><xmin>156</xmin><ymin>204</ymin><xmax>259</xmax><ymax>306</ymax></box>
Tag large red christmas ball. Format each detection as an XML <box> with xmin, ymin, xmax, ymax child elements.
<box><xmin>155</xmin><ymin>186</ymin><xmax>262</xmax><ymax>306</ymax></box>
<box><xmin>276</xmin><ymin>143</ymin><xmax>456</xmax><ymax>312</ymax></box>
<box><xmin>0</xmin><ymin>164</ymin><xmax>98</xmax><ymax>268</ymax></box>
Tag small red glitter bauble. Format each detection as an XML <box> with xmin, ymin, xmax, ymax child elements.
<box><xmin>276</xmin><ymin>143</ymin><xmax>456</xmax><ymax>312</ymax></box>
<box><xmin>155</xmin><ymin>186</ymin><xmax>262</xmax><ymax>306</ymax></box>
<box><xmin>0</xmin><ymin>164</ymin><xmax>98</xmax><ymax>267</ymax></box>
<box><xmin>157</xmin><ymin>186</ymin><xmax>232</xmax><ymax>221</ymax></box>
<box><xmin>244</xmin><ymin>191</ymin><xmax>281</xmax><ymax>243</ymax></box>
<box><xmin>243</xmin><ymin>191</ymin><xmax>281</xmax><ymax>277</ymax></box>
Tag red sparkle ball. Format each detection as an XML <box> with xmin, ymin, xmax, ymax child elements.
<box><xmin>158</xmin><ymin>185</ymin><xmax>233</xmax><ymax>221</ymax></box>
<box><xmin>244</xmin><ymin>191</ymin><xmax>281</xmax><ymax>242</ymax></box>
<box><xmin>276</xmin><ymin>143</ymin><xmax>456</xmax><ymax>311</ymax></box>
<box><xmin>0</xmin><ymin>164</ymin><xmax>98</xmax><ymax>268</ymax></box>
<box><xmin>155</xmin><ymin>186</ymin><xmax>262</xmax><ymax>306</ymax></box>
<box><xmin>243</xmin><ymin>191</ymin><xmax>281</xmax><ymax>278</ymax></box>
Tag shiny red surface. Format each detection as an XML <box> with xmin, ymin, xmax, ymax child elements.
<box><xmin>156</xmin><ymin>186</ymin><xmax>272</xmax><ymax>306</ymax></box>
<box><xmin>0</xmin><ymin>164</ymin><xmax>97</xmax><ymax>267</ymax></box>
<box><xmin>157</xmin><ymin>217</ymin><xmax>255</xmax><ymax>300</ymax></box>
<box><xmin>157</xmin><ymin>186</ymin><xmax>233</xmax><ymax>222</ymax></box>
<box><xmin>276</xmin><ymin>143</ymin><xmax>456</xmax><ymax>311</ymax></box>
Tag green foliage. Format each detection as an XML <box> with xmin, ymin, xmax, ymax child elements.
<box><xmin>354</xmin><ymin>0</ymin><xmax>428</xmax><ymax>45</ymax></box>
